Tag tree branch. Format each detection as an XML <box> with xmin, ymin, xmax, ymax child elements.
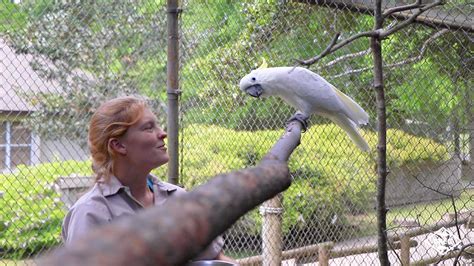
<box><xmin>382</xmin><ymin>28</ymin><xmax>448</xmax><ymax>67</ymax></box>
<box><xmin>312</xmin><ymin>21</ymin><xmax>396</xmax><ymax>71</ymax></box>
<box><xmin>327</xmin><ymin>29</ymin><xmax>448</xmax><ymax>79</ymax></box>
<box><xmin>453</xmin><ymin>243</ymin><xmax>474</xmax><ymax>266</ymax></box>
<box><xmin>386</xmin><ymin>240</ymin><xmax>403</xmax><ymax>264</ymax></box>
<box><xmin>382</xmin><ymin>0</ymin><xmax>422</xmax><ymax>17</ymax></box>
<box><xmin>295</xmin><ymin>32</ymin><xmax>340</xmax><ymax>66</ymax></box>
<box><xmin>297</xmin><ymin>1</ymin><xmax>444</xmax><ymax>67</ymax></box>
<box><xmin>413</xmin><ymin>175</ymin><xmax>462</xmax><ymax>239</ymax></box>
<box><xmin>315</xmin><ymin>48</ymin><xmax>371</xmax><ymax>71</ymax></box>
<box><xmin>380</xmin><ymin>0</ymin><xmax>444</xmax><ymax>38</ymax></box>
<box><xmin>297</xmin><ymin>30</ymin><xmax>378</xmax><ymax>66</ymax></box>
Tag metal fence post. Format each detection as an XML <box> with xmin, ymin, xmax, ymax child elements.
<box><xmin>166</xmin><ymin>0</ymin><xmax>181</xmax><ymax>185</ymax></box>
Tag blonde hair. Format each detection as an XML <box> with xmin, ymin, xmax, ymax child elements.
<box><xmin>88</xmin><ymin>96</ymin><xmax>149</xmax><ymax>182</ymax></box>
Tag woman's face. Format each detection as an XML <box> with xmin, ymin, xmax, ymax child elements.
<box><xmin>119</xmin><ymin>108</ymin><xmax>169</xmax><ymax>170</ymax></box>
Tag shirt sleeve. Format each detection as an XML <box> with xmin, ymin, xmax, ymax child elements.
<box><xmin>193</xmin><ymin>235</ymin><xmax>225</xmax><ymax>261</ymax></box>
<box><xmin>61</xmin><ymin>202</ymin><xmax>110</xmax><ymax>245</ymax></box>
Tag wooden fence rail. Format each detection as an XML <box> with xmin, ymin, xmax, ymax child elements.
<box><xmin>237</xmin><ymin>214</ymin><xmax>473</xmax><ymax>265</ymax></box>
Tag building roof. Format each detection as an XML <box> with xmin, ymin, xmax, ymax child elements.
<box><xmin>0</xmin><ymin>37</ymin><xmax>59</xmax><ymax>113</ymax></box>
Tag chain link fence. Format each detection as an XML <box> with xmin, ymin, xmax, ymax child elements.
<box><xmin>0</xmin><ymin>0</ymin><xmax>472</xmax><ymax>265</ymax></box>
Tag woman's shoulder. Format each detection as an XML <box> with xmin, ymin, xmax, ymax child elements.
<box><xmin>68</xmin><ymin>183</ymin><xmax>109</xmax><ymax>212</ymax></box>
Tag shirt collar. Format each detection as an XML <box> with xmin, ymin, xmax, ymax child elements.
<box><xmin>98</xmin><ymin>175</ymin><xmax>124</xmax><ymax>196</ymax></box>
<box><xmin>98</xmin><ymin>174</ymin><xmax>177</xmax><ymax>197</ymax></box>
<box><xmin>149</xmin><ymin>174</ymin><xmax>178</xmax><ymax>193</ymax></box>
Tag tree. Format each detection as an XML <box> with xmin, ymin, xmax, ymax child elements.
<box><xmin>296</xmin><ymin>0</ymin><xmax>444</xmax><ymax>263</ymax></box>
<box><xmin>9</xmin><ymin>1</ymin><xmax>168</xmax><ymax>143</ymax></box>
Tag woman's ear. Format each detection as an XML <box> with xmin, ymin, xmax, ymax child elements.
<box><xmin>108</xmin><ymin>138</ymin><xmax>127</xmax><ymax>155</ymax></box>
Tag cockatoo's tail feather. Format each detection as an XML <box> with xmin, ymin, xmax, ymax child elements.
<box><xmin>332</xmin><ymin>86</ymin><xmax>369</xmax><ymax>126</ymax></box>
<box><xmin>326</xmin><ymin>114</ymin><xmax>370</xmax><ymax>152</ymax></box>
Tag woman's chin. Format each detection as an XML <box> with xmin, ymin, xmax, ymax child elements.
<box><xmin>155</xmin><ymin>156</ymin><xmax>169</xmax><ymax>167</ymax></box>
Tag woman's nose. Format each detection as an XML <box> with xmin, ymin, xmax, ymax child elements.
<box><xmin>157</xmin><ymin>128</ymin><xmax>167</xmax><ymax>139</ymax></box>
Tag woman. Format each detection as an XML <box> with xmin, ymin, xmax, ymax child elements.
<box><xmin>62</xmin><ymin>95</ymin><xmax>235</xmax><ymax>262</ymax></box>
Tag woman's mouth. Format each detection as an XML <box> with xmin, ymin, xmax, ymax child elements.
<box><xmin>157</xmin><ymin>144</ymin><xmax>166</xmax><ymax>150</ymax></box>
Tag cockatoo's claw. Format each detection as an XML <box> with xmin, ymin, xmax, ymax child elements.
<box><xmin>287</xmin><ymin>112</ymin><xmax>309</xmax><ymax>132</ymax></box>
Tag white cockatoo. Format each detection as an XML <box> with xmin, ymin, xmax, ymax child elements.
<box><xmin>239</xmin><ymin>64</ymin><xmax>370</xmax><ymax>151</ymax></box>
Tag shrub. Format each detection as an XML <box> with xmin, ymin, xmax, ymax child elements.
<box><xmin>0</xmin><ymin>161</ymin><xmax>91</xmax><ymax>259</ymax></box>
<box><xmin>0</xmin><ymin>125</ymin><xmax>448</xmax><ymax>258</ymax></box>
<box><xmin>171</xmin><ymin>124</ymin><xmax>448</xmax><ymax>242</ymax></box>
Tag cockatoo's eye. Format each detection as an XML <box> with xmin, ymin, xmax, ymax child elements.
<box><xmin>251</xmin><ymin>77</ymin><xmax>256</xmax><ymax>82</ymax></box>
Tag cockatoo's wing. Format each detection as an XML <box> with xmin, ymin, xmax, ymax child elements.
<box><xmin>291</xmin><ymin>67</ymin><xmax>369</xmax><ymax>125</ymax></box>
<box><xmin>290</xmin><ymin>68</ymin><xmax>343</xmax><ymax>113</ymax></box>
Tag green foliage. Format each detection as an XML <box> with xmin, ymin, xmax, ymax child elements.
<box><xmin>382</xmin><ymin>26</ymin><xmax>471</xmax><ymax>137</ymax></box>
<box><xmin>178</xmin><ymin>1</ymin><xmax>471</xmax><ymax>142</ymax></box>
<box><xmin>0</xmin><ymin>161</ymin><xmax>91</xmax><ymax>259</ymax></box>
<box><xmin>179</xmin><ymin>1</ymin><xmax>380</xmax><ymax>130</ymax></box>
<box><xmin>8</xmin><ymin>0</ymin><xmax>469</xmax><ymax>139</ymax></box>
<box><xmin>0</xmin><ymin>0</ymin><xmax>27</xmax><ymax>33</ymax></box>
<box><xmin>8</xmin><ymin>0</ymin><xmax>169</xmax><ymax>143</ymax></box>
<box><xmin>0</xmin><ymin>124</ymin><xmax>448</xmax><ymax>257</ymax></box>
<box><xmin>171</xmin><ymin>124</ymin><xmax>448</xmax><ymax>236</ymax></box>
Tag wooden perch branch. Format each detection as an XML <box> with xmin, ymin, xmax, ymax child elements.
<box><xmin>265</xmin><ymin>120</ymin><xmax>305</xmax><ymax>162</ymax></box>
<box><xmin>39</xmin><ymin>121</ymin><xmax>305</xmax><ymax>266</ymax></box>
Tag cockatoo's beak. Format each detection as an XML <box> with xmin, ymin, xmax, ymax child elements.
<box><xmin>244</xmin><ymin>84</ymin><xmax>263</xmax><ymax>98</ymax></box>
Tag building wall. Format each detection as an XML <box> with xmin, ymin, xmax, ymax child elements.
<box><xmin>40</xmin><ymin>138</ymin><xmax>89</xmax><ymax>163</ymax></box>
<box><xmin>386</xmin><ymin>157</ymin><xmax>463</xmax><ymax>207</ymax></box>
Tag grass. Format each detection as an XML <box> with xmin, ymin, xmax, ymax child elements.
<box><xmin>351</xmin><ymin>189</ymin><xmax>474</xmax><ymax>237</ymax></box>
<box><xmin>0</xmin><ymin>259</ymin><xmax>33</xmax><ymax>266</ymax></box>
<box><xmin>387</xmin><ymin>189</ymin><xmax>474</xmax><ymax>226</ymax></box>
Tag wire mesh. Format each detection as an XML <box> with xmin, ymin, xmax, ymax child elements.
<box><xmin>0</xmin><ymin>0</ymin><xmax>473</xmax><ymax>265</ymax></box>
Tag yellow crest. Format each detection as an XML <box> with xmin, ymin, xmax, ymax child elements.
<box><xmin>257</xmin><ymin>57</ymin><xmax>268</xmax><ymax>69</ymax></box>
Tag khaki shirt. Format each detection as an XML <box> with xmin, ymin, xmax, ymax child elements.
<box><xmin>61</xmin><ymin>175</ymin><xmax>223</xmax><ymax>260</ymax></box>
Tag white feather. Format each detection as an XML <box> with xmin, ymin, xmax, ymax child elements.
<box><xmin>240</xmin><ymin>67</ymin><xmax>371</xmax><ymax>151</ymax></box>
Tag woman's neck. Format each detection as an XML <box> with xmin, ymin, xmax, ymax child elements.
<box><xmin>113</xmin><ymin>164</ymin><xmax>152</xmax><ymax>202</ymax></box>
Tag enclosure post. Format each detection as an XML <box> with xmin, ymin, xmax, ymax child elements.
<box><xmin>372</xmin><ymin>0</ymin><xmax>389</xmax><ymax>264</ymax></box>
<box><xmin>469</xmin><ymin>118</ymin><xmax>474</xmax><ymax>181</ymax></box>
<box><xmin>318</xmin><ymin>242</ymin><xmax>333</xmax><ymax>266</ymax></box>
<box><xmin>166</xmin><ymin>0</ymin><xmax>180</xmax><ymax>185</ymax></box>
<box><xmin>261</xmin><ymin>194</ymin><xmax>283</xmax><ymax>266</ymax></box>
<box><xmin>400</xmin><ymin>235</ymin><xmax>410</xmax><ymax>266</ymax></box>
<box><xmin>467</xmin><ymin>82</ymin><xmax>474</xmax><ymax>182</ymax></box>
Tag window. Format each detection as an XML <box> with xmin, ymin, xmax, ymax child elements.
<box><xmin>0</xmin><ymin>121</ymin><xmax>39</xmax><ymax>170</ymax></box>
